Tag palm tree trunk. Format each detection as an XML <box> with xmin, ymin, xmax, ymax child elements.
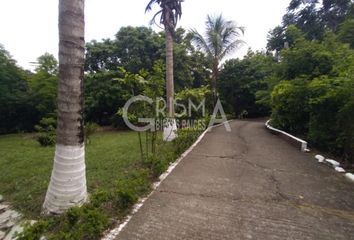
<box><xmin>42</xmin><ymin>0</ymin><xmax>87</xmax><ymax>214</ymax></box>
<box><xmin>163</xmin><ymin>28</ymin><xmax>177</xmax><ymax>141</ymax></box>
<box><xmin>212</xmin><ymin>59</ymin><xmax>219</xmax><ymax>104</ymax></box>
<box><xmin>166</xmin><ymin>29</ymin><xmax>174</xmax><ymax>118</ymax></box>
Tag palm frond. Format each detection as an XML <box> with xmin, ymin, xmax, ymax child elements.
<box><xmin>190</xmin><ymin>28</ymin><xmax>213</xmax><ymax>57</ymax></box>
<box><xmin>220</xmin><ymin>39</ymin><xmax>245</xmax><ymax>60</ymax></box>
<box><xmin>145</xmin><ymin>0</ymin><xmax>160</xmax><ymax>13</ymax></box>
<box><xmin>191</xmin><ymin>13</ymin><xmax>245</xmax><ymax>62</ymax></box>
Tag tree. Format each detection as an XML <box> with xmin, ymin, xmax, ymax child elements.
<box><xmin>0</xmin><ymin>45</ymin><xmax>36</xmax><ymax>133</ymax></box>
<box><xmin>267</xmin><ymin>25</ymin><xmax>305</xmax><ymax>55</ymax></box>
<box><xmin>337</xmin><ymin>3</ymin><xmax>354</xmax><ymax>48</ymax></box>
<box><xmin>191</xmin><ymin>14</ymin><xmax>244</xmax><ymax>101</ymax></box>
<box><xmin>268</xmin><ymin>0</ymin><xmax>353</xmax><ymax>53</ymax></box>
<box><xmin>337</xmin><ymin>18</ymin><xmax>354</xmax><ymax>48</ymax></box>
<box><xmin>284</xmin><ymin>0</ymin><xmax>324</xmax><ymax>40</ymax></box>
<box><xmin>219</xmin><ymin>50</ymin><xmax>274</xmax><ymax>118</ymax></box>
<box><xmin>42</xmin><ymin>0</ymin><xmax>87</xmax><ymax>214</ymax></box>
<box><xmin>29</xmin><ymin>53</ymin><xmax>58</xmax><ymax>120</ymax></box>
<box><xmin>85</xmin><ymin>27</ymin><xmax>165</xmax><ymax>73</ymax></box>
<box><xmin>321</xmin><ymin>0</ymin><xmax>353</xmax><ymax>31</ymax></box>
<box><xmin>266</xmin><ymin>29</ymin><xmax>354</xmax><ymax>164</ymax></box>
<box><xmin>145</xmin><ymin>0</ymin><xmax>183</xmax><ymax>141</ymax></box>
<box><xmin>85</xmin><ymin>26</ymin><xmax>208</xmax><ymax>92</ymax></box>
<box><xmin>35</xmin><ymin>53</ymin><xmax>58</xmax><ymax>75</ymax></box>
<box><xmin>85</xmin><ymin>70</ymin><xmax>132</xmax><ymax>125</ymax></box>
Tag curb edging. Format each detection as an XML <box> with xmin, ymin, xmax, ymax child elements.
<box><xmin>315</xmin><ymin>154</ymin><xmax>354</xmax><ymax>184</ymax></box>
<box><xmin>265</xmin><ymin>120</ymin><xmax>309</xmax><ymax>152</ymax></box>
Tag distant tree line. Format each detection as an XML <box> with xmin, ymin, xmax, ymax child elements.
<box><xmin>263</xmin><ymin>0</ymin><xmax>353</xmax><ymax>165</ymax></box>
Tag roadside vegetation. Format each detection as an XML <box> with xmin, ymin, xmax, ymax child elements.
<box><xmin>0</xmin><ymin>128</ymin><xmax>201</xmax><ymax>239</ymax></box>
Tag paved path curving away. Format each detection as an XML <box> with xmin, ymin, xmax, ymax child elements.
<box><xmin>115</xmin><ymin>119</ymin><xmax>354</xmax><ymax>240</ymax></box>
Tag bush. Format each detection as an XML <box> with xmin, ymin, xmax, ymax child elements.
<box><xmin>271</xmin><ymin>79</ymin><xmax>310</xmax><ymax>135</ymax></box>
<box><xmin>307</xmin><ymin>77</ymin><xmax>354</xmax><ymax>160</ymax></box>
<box><xmin>89</xmin><ymin>190</ymin><xmax>112</xmax><ymax>208</ymax></box>
<box><xmin>144</xmin><ymin>155</ymin><xmax>170</xmax><ymax>178</ymax></box>
<box><xmin>337</xmin><ymin>95</ymin><xmax>354</xmax><ymax>164</ymax></box>
<box><xmin>35</xmin><ymin>117</ymin><xmax>56</xmax><ymax>147</ymax></box>
<box><xmin>37</xmin><ymin>133</ymin><xmax>56</xmax><ymax>147</ymax></box>
<box><xmin>115</xmin><ymin>169</ymin><xmax>151</xmax><ymax>209</ymax></box>
<box><xmin>18</xmin><ymin>206</ymin><xmax>109</xmax><ymax>240</ymax></box>
<box><xmin>173</xmin><ymin>128</ymin><xmax>203</xmax><ymax>156</ymax></box>
<box><xmin>270</xmin><ymin>75</ymin><xmax>354</xmax><ymax>164</ymax></box>
<box><xmin>17</xmin><ymin>220</ymin><xmax>49</xmax><ymax>240</ymax></box>
<box><xmin>53</xmin><ymin>206</ymin><xmax>109</xmax><ymax>240</ymax></box>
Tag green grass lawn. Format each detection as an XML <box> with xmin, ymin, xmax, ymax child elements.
<box><xmin>0</xmin><ymin>128</ymin><xmax>201</xmax><ymax>239</ymax></box>
<box><xmin>0</xmin><ymin>131</ymin><xmax>142</xmax><ymax>218</ymax></box>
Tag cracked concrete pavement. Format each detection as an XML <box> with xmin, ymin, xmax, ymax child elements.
<box><xmin>115</xmin><ymin>119</ymin><xmax>354</xmax><ymax>240</ymax></box>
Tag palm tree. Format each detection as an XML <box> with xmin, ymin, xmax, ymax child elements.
<box><xmin>145</xmin><ymin>0</ymin><xmax>182</xmax><ymax>141</ymax></box>
<box><xmin>42</xmin><ymin>0</ymin><xmax>87</xmax><ymax>214</ymax></box>
<box><xmin>191</xmin><ymin>14</ymin><xmax>244</xmax><ymax>101</ymax></box>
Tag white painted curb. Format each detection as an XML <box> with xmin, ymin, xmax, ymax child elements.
<box><xmin>102</xmin><ymin>121</ymin><xmax>232</xmax><ymax>240</ymax></box>
<box><xmin>313</xmin><ymin>154</ymin><xmax>354</xmax><ymax>184</ymax></box>
<box><xmin>345</xmin><ymin>173</ymin><xmax>354</xmax><ymax>183</ymax></box>
<box><xmin>265</xmin><ymin>120</ymin><xmax>309</xmax><ymax>152</ymax></box>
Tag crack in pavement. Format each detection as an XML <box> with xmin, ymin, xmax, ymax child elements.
<box><xmin>157</xmin><ymin>189</ymin><xmax>291</xmax><ymax>205</ymax></box>
<box><xmin>190</xmin><ymin>154</ymin><xmax>237</xmax><ymax>159</ymax></box>
<box><xmin>268</xmin><ymin>174</ymin><xmax>291</xmax><ymax>202</ymax></box>
<box><xmin>157</xmin><ymin>189</ymin><xmax>243</xmax><ymax>202</ymax></box>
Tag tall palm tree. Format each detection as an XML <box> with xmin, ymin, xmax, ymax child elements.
<box><xmin>42</xmin><ymin>0</ymin><xmax>87</xmax><ymax>214</ymax></box>
<box><xmin>145</xmin><ymin>0</ymin><xmax>182</xmax><ymax>141</ymax></box>
<box><xmin>191</xmin><ymin>14</ymin><xmax>244</xmax><ymax>101</ymax></box>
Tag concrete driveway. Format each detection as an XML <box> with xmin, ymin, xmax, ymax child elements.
<box><xmin>115</xmin><ymin>120</ymin><xmax>354</xmax><ymax>240</ymax></box>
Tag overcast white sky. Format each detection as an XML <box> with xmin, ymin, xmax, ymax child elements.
<box><xmin>0</xmin><ymin>0</ymin><xmax>290</xmax><ymax>70</ymax></box>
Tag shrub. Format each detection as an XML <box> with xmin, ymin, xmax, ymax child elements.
<box><xmin>271</xmin><ymin>79</ymin><xmax>310</xmax><ymax>135</ymax></box>
<box><xmin>55</xmin><ymin>206</ymin><xmax>109</xmax><ymax>240</ymax></box>
<box><xmin>37</xmin><ymin>133</ymin><xmax>56</xmax><ymax>147</ymax></box>
<box><xmin>144</xmin><ymin>155</ymin><xmax>170</xmax><ymax>178</ymax></box>
<box><xmin>18</xmin><ymin>206</ymin><xmax>109</xmax><ymax>240</ymax></box>
<box><xmin>89</xmin><ymin>190</ymin><xmax>112</xmax><ymax>208</ymax></box>
<box><xmin>17</xmin><ymin>220</ymin><xmax>49</xmax><ymax>240</ymax></box>
<box><xmin>337</xmin><ymin>95</ymin><xmax>354</xmax><ymax>164</ymax></box>
<box><xmin>35</xmin><ymin>117</ymin><xmax>56</xmax><ymax>147</ymax></box>
<box><xmin>116</xmin><ymin>169</ymin><xmax>151</xmax><ymax>209</ymax></box>
<box><xmin>173</xmin><ymin>128</ymin><xmax>203</xmax><ymax>156</ymax></box>
<box><xmin>307</xmin><ymin>76</ymin><xmax>354</xmax><ymax>161</ymax></box>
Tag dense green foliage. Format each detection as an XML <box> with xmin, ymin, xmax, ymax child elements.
<box><xmin>85</xmin><ymin>27</ymin><xmax>209</xmax><ymax>91</ymax></box>
<box><xmin>264</xmin><ymin>7</ymin><xmax>354</xmax><ymax>164</ymax></box>
<box><xmin>219</xmin><ymin>50</ymin><xmax>274</xmax><ymax>118</ymax></box>
<box><xmin>216</xmin><ymin>0</ymin><xmax>354</xmax><ymax>163</ymax></box>
<box><xmin>0</xmin><ymin>46</ymin><xmax>37</xmax><ymax>133</ymax></box>
<box><xmin>0</xmin><ymin>51</ymin><xmax>58</xmax><ymax>134</ymax></box>
<box><xmin>268</xmin><ymin>0</ymin><xmax>354</xmax><ymax>52</ymax></box>
<box><xmin>257</xmin><ymin>0</ymin><xmax>354</xmax><ymax>163</ymax></box>
<box><xmin>0</xmin><ymin>26</ymin><xmax>211</xmax><ymax>133</ymax></box>
<box><xmin>84</xmin><ymin>27</ymin><xmax>211</xmax><ymax>126</ymax></box>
